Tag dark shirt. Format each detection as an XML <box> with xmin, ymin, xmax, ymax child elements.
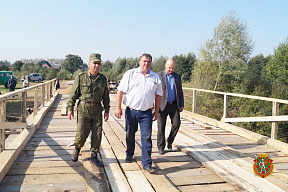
<box><xmin>8</xmin><ymin>78</ymin><xmax>16</xmax><ymax>88</ymax></box>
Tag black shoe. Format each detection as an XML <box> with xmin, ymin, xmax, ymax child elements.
<box><xmin>71</xmin><ymin>148</ymin><xmax>80</xmax><ymax>162</ymax></box>
<box><xmin>158</xmin><ymin>149</ymin><xmax>164</xmax><ymax>155</ymax></box>
<box><xmin>125</xmin><ymin>156</ymin><xmax>132</xmax><ymax>163</ymax></box>
<box><xmin>91</xmin><ymin>152</ymin><xmax>104</xmax><ymax>167</ymax></box>
<box><xmin>144</xmin><ymin>166</ymin><xmax>156</xmax><ymax>174</ymax></box>
<box><xmin>167</xmin><ymin>144</ymin><xmax>172</xmax><ymax>151</ymax></box>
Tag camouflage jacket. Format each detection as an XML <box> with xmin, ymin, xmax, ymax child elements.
<box><xmin>67</xmin><ymin>71</ymin><xmax>110</xmax><ymax>113</ymax></box>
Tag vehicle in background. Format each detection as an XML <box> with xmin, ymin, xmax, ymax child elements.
<box><xmin>0</xmin><ymin>71</ymin><xmax>17</xmax><ymax>88</ymax></box>
<box><xmin>28</xmin><ymin>73</ymin><xmax>44</xmax><ymax>82</ymax></box>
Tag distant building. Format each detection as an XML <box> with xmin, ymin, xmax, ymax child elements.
<box><xmin>41</xmin><ymin>60</ymin><xmax>51</xmax><ymax>69</ymax></box>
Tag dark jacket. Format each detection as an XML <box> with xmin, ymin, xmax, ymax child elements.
<box><xmin>8</xmin><ymin>78</ymin><xmax>16</xmax><ymax>89</ymax></box>
<box><xmin>158</xmin><ymin>70</ymin><xmax>184</xmax><ymax>112</ymax></box>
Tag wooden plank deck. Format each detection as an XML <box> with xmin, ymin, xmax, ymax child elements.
<box><xmin>0</xmin><ymin>94</ymin><xmax>88</xmax><ymax>192</ymax></box>
<box><xmin>0</xmin><ymin>90</ymin><xmax>288</xmax><ymax>191</ymax></box>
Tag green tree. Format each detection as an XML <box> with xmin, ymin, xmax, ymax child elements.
<box><xmin>57</xmin><ymin>69</ymin><xmax>71</xmax><ymax>80</ymax></box>
<box><xmin>240</xmin><ymin>54</ymin><xmax>269</xmax><ymax>94</ymax></box>
<box><xmin>12</xmin><ymin>60</ymin><xmax>24</xmax><ymax>71</ymax></box>
<box><xmin>0</xmin><ymin>60</ymin><xmax>11</xmax><ymax>71</ymax></box>
<box><xmin>151</xmin><ymin>55</ymin><xmax>167</xmax><ymax>73</ymax></box>
<box><xmin>22</xmin><ymin>62</ymin><xmax>42</xmax><ymax>73</ymax></box>
<box><xmin>263</xmin><ymin>37</ymin><xmax>288</xmax><ymax>85</ymax></box>
<box><xmin>62</xmin><ymin>54</ymin><xmax>83</xmax><ymax>74</ymax></box>
<box><xmin>46</xmin><ymin>68</ymin><xmax>57</xmax><ymax>80</ymax></box>
<box><xmin>193</xmin><ymin>11</ymin><xmax>254</xmax><ymax>92</ymax></box>
<box><xmin>100</xmin><ymin>60</ymin><xmax>113</xmax><ymax>73</ymax></box>
<box><xmin>173</xmin><ymin>53</ymin><xmax>196</xmax><ymax>81</ymax></box>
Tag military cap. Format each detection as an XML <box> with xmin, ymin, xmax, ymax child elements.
<box><xmin>89</xmin><ymin>53</ymin><xmax>102</xmax><ymax>62</ymax></box>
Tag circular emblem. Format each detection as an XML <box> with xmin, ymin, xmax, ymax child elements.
<box><xmin>253</xmin><ymin>153</ymin><xmax>274</xmax><ymax>178</ymax></box>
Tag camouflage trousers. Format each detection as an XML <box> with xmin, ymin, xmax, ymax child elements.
<box><xmin>74</xmin><ymin>102</ymin><xmax>103</xmax><ymax>153</ymax></box>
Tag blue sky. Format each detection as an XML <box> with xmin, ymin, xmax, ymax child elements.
<box><xmin>0</xmin><ymin>0</ymin><xmax>287</xmax><ymax>64</ymax></box>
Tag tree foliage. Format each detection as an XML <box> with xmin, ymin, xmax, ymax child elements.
<box><xmin>46</xmin><ymin>68</ymin><xmax>58</xmax><ymax>80</ymax></box>
<box><xmin>193</xmin><ymin>11</ymin><xmax>254</xmax><ymax>92</ymax></box>
<box><xmin>151</xmin><ymin>55</ymin><xmax>167</xmax><ymax>73</ymax></box>
<box><xmin>173</xmin><ymin>53</ymin><xmax>196</xmax><ymax>81</ymax></box>
<box><xmin>263</xmin><ymin>37</ymin><xmax>288</xmax><ymax>85</ymax></box>
<box><xmin>100</xmin><ymin>60</ymin><xmax>113</xmax><ymax>73</ymax></box>
<box><xmin>12</xmin><ymin>61</ymin><xmax>24</xmax><ymax>71</ymax></box>
<box><xmin>61</xmin><ymin>54</ymin><xmax>83</xmax><ymax>74</ymax></box>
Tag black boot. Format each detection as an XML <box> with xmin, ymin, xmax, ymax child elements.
<box><xmin>91</xmin><ymin>152</ymin><xmax>104</xmax><ymax>167</ymax></box>
<box><xmin>71</xmin><ymin>147</ymin><xmax>80</xmax><ymax>162</ymax></box>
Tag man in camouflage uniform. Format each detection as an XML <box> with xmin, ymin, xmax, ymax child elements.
<box><xmin>67</xmin><ymin>53</ymin><xmax>110</xmax><ymax>167</ymax></box>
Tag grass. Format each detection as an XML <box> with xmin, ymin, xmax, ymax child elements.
<box><xmin>2</xmin><ymin>81</ymin><xmax>47</xmax><ymax>119</ymax></box>
<box><xmin>0</xmin><ymin>81</ymin><xmax>46</xmax><ymax>95</ymax></box>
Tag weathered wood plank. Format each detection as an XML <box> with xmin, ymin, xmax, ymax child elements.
<box><xmin>0</xmin><ymin>122</ymin><xmax>27</xmax><ymax>130</ymax></box>
<box><xmin>171</xmin><ymin>175</ymin><xmax>224</xmax><ymax>186</ymax></box>
<box><xmin>1</xmin><ymin>173</ymin><xmax>86</xmax><ymax>185</ymax></box>
<box><xmin>61</xmin><ymin>102</ymin><xmax>67</xmax><ymax>116</ymax></box>
<box><xmin>125</xmin><ymin>171</ymin><xmax>154</xmax><ymax>192</ymax></box>
<box><xmin>6</xmin><ymin>166</ymin><xmax>84</xmax><ymax>175</ymax></box>
<box><xmin>100</xmin><ymin>135</ymin><xmax>132</xmax><ymax>192</ymax></box>
<box><xmin>164</xmin><ymin>167</ymin><xmax>215</xmax><ymax>177</ymax></box>
<box><xmin>81</xmin><ymin>143</ymin><xmax>110</xmax><ymax>192</ymax></box>
<box><xmin>10</xmin><ymin>160</ymin><xmax>82</xmax><ymax>169</ymax></box>
<box><xmin>0</xmin><ymin>182</ymin><xmax>86</xmax><ymax>192</ymax></box>
<box><xmin>179</xmin><ymin>183</ymin><xmax>238</xmax><ymax>192</ymax></box>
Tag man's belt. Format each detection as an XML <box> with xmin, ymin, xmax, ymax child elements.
<box><xmin>80</xmin><ymin>101</ymin><xmax>100</xmax><ymax>105</ymax></box>
<box><xmin>128</xmin><ymin>107</ymin><xmax>152</xmax><ymax>112</ymax></box>
<box><xmin>167</xmin><ymin>100</ymin><xmax>176</xmax><ymax>105</ymax></box>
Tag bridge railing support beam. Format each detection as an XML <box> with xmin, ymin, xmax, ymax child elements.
<box><xmin>223</xmin><ymin>94</ymin><xmax>229</xmax><ymax>119</ymax></box>
<box><xmin>271</xmin><ymin>101</ymin><xmax>279</xmax><ymax>139</ymax></box>
<box><xmin>21</xmin><ymin>92</ymin><xmax>27</xmax><ymax>123</ymax></box>
<box><xmin>192</xmin><ymin>90</ymin><xmax>196</xmax><ymax>113</ymax></box>
<box><xmin>34</xmin><ymin>87</ymin><xmax>38</xmax><ymax>117</ymax></box>
<box><xmin>0</xmin><ymin>100</ymin><xmax>6</xmax><ymax>153</ymax></box>
<box><xmin>42</xmin><ymin>84</ymin><xmax>45</xmax><ymax>107</ymax></box>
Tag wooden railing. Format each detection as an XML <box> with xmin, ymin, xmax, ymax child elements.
<box><xmin>0</xmin><ymin>78</ymin><xmax>58</xmax><ymax>153</ymax></box>
<box><xmin>183</xmin><ymin>87</ymin><xmax>288</xmax><ymax>140</ymax></box>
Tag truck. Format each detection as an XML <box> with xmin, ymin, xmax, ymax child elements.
<box><xmin>0</xmin><ymin>71</ymin><xmax>17</xmax><ymax>88</ymax></box>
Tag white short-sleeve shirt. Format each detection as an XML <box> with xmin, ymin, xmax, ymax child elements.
<box><xmin>117</xmin><ymin>67</ymin><xmax>163</xmax><ymax>111</ymax></box>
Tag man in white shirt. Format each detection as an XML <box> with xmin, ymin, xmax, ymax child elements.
<box><xmin>115</xmin><ymin>53</ymin><xmax>162</xmax><ymax>174</ymax></box>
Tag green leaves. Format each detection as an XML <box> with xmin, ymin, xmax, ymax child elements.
<box><xmin>62</xmin><ymin>54</ymin><xmax>83</xmax><ymax>74</ymax></box>
<box><xmin>194</xmin><ymin>11</ymin><xmax>254</xmax><ymax>92</ymax></box>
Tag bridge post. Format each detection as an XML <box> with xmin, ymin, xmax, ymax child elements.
<box><xmin>21</xmin><ymin>92</ymin><xmax>27</xmax><ymax>123</ymax></box>
<box><xmin>192</xmin><ymin>90</ymin><xmax>196</xmax><ymax>113</ymax></box>
<box><xmin>0</xmin><ymin>100</ymin><xmax>6</xmax><ymax>153</ymax></box>
<box><xmin>223</xmin><ymin>94</ymin><xmax>229</xmax><ymax>119</ymax></box>
<box><xmin>34</xmin><ymin>87</ymin><xmax>38</xmax><ymax>117</ymax></box>
<box><xmin>46</xmin><ymin>83</ymin><xmax>50</xmax><ymax>103</ymax></box>
<box><xmin>50</xmin><ymin>82</ymin><xmax>52</xmax><ymax>98</ymax></box>
<box><xmin>42</xmin><ymin>84</ymin><xmax>45</xmax><ymax>106</ymax></box>
<box><xmin>271</xmin><ymin>101</ymin><xmax>279</xmax><ymax>139</ymax></box>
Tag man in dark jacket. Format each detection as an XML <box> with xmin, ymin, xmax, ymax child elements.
<box><xmin>8</xmin><ymin>76</ymin><xmax>17</xmax><ymax>92</ymax></box>
<box><xmin>157</xmin><ymin>59</ymin><xmax>184</xmax><ymax>155</ymax></box>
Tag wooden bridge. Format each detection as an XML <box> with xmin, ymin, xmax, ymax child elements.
<box><xmin>0</xmin><ymin>80</ymin><xmax>288</xmax><ymax>191</ymax></box>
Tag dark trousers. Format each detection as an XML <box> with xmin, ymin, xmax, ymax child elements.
<box><xmin>157</xmin><ymin>101</ymin><xmax>180</xmax><ymax>150</ymax></box>
<box><xmin>125</xmin><ymin>107</ymin><xmax>153</xmax><ymax>169</ymax></box>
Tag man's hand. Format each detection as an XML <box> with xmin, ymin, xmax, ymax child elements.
<box><xmin>68</xmin><ymin>111</ymin><xmax>74</xmax><ymax>120</ymax></box>
<box><xmin>115</xmin><ymin>107</ymin><xmax>122</xmax><ymax>119</ymax></box>
<box><xmin>179</xmin><ymin>107</ymin><xmax>184</xmax><ymax>112</ymax></box>
<box><xmin>104</xmin><ymin>113</ymin><xmax>109</xmax><ymax>121</ymax></box>
<box><xmin>152</xmin><ymin>112</ymin><xmax>159</xmax><ymax>121</ymax></box>
<box><xmin>115</xmin><ymin>90</ymin><xmax>123</xmax><ymax>119</ymax></box>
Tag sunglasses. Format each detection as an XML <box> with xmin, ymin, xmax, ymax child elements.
<box><xmin>92</xmin><ymin>61</ymin><xmax>101</xmax><ymax>65</ymax></box>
